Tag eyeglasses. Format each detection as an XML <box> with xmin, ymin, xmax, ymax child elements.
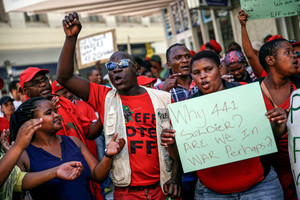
<box><xmin>105</xmin><ymin>59</ymin><xmax>136</xmax><ymax>71</ymax></box>
<box><xmin>25</xmin><ymin>76</ymin><xmax>48</xmax><ymax>87</ymax></box>
<box><xmin>295</xmin><ymin>51</ymin><xmax>300</xmax><ymax>57</ymax></box>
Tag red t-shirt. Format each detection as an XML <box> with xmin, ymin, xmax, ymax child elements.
<box><xmin>88</xmin><ymin>83</ymin><xmax>160</xmax><ymax>186</ymax></box>
<box><xmin>76</xmin><ymin>100</ymin><xmax>97</xmax><ymax>121</ymax></box>
<box><xmin>0</xmin><ymin>117</ymin><xmax>9</xmax><ymax>133</ymax></box>
<box><xmin>75</xmin><ymin>100</ymin><xmax>99</xmax><ymax>160</ymax></box>
<box><xmin>261</xmin><ymin>70</ymin><xmax>267</xmax><ymax>77</ymax></box>
<box><xmin>197</xmin><ymin>157</ymin><xmax>264</xmax><ymax>193</ymax></box>
<box><xmin>262</xmin><ymin>82</ymin><xmax>297</xmax><ymax>200</ymax></box>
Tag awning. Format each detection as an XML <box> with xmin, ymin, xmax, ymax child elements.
<box><xmin>4</xmin><ymin>0</ymin><xmax>176</xmax><ymax>16</ymax></box>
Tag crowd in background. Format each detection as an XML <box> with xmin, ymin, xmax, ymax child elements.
<box><xmin>0</xmin><ymin>9</ymin><xmax>300</xmax><ymax>200</ymax></box>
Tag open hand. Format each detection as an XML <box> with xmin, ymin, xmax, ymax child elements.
<box><xmin>56</xmin><ymin>161</ymin><xmax>83</xmax><ymax>180</ymax></box>
<box><xmin>0</xmin><ymin>129</ymin><xmax>13</xmax><ymax>152</ymax></box>
<box><xmin>106</xmin><ymin>133</ymin><xmax>126</xmax><ymax>157</ymax></box>
<box><xmin>14</xmin><ymin>118</ymin><xmax>43</xmax><ymax>150</ymax></box>
<box><xmin>62</xmin><ymin>12</ymin><xmax>82</xmax><ymax>38</ymax></box>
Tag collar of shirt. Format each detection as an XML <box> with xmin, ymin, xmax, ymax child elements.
<box><xmin>171</xmin><ymin>80</ymin><xmax>198</xmax><ymax>102</ymax></box>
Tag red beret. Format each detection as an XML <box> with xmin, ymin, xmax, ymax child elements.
<box><xmin>190</xmin><ymin>50</ymin><xmax>196</xmax><ymax>56</ymax></box>
<box><xmin>51</xmin><ymin>80</ymin><xmax>64</xmax><ymax>93</ymax></box>
<box><xmin>209</xmin><ymin>39</ymin><xmax>222</xmax><ymax>53</ymax></box>
<box><xmin>200</xmin><ymin>44</ymin><xmax>206</xmax><ymax>51</ymax></box>
<box><xmin>267</xmin><ymin>34</ymin><xmax>284</xmax><ymax>42</ymax></box>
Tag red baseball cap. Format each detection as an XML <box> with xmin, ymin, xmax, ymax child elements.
<box><xmin>19</xmin><ymin>67</ymin><xmax>49</xmax><ymax>89</ymax></box>
<box><xmin>0</xmin><ymin>77</ymin><xmax>4</xmax><ymax>90</ymax></box>
<box><xmin>137</xmin><ymin>76</ymin><xmax>157</xmax><ymax>86</ymax></box>
<box><xmin>51</xmin><ymin>80</ymin><xmax>64</xmax><ymax>93</ymax></box>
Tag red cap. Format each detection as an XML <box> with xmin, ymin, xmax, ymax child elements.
<box><xmin>137</xmin><ymin>76</ymin><xmax>157</xmax><ymax>86</ymax></box>
<box><xmin>51</xmin><ymin>80</ymin><xmax>64</xmax><ymax>93</ymax></box>
<box><xmin>0</xmin><ymin>77</ymin><xmax>4</xmax><ymax>90</ymax></box>
<box><xmin>210</xmin><ymin>39</ymin><xmax>222</xmax><ymax>53</ymax></box>
<box><xmin>267</xmin><ymin>34</ymin><xmax>284</xmax><ymax>42</ymax></box>
<box><xmin>19</xmin><ymin>67</ymin><xmax>49</xmax><ymax>88</ymax></box>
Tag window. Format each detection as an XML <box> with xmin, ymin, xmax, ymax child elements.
<box><xmin>24</xmin><ymin>13</ymin><xmax>41</xmax><ymax>22</ymax></box>
<box><xmin>89</xmin><ymin>15</ymin><xmax>99</xmax><ymax>22</ymax></box>
<box><xmin>81</xmin><ymin>15</ymin><xmax>105</xmax><ymax>23</ymax></box>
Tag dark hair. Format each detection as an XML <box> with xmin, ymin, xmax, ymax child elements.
<box><xmin>166</xmin><ymin>43</ymin><xmax>186</xmax><ymax>62</ymax></box>
<box><xmin>259</xmin><ymin>38</ymin><xmax>288</xmax><ymax>71</ymax></box>
<box><xmin>134</xmin><ymin>57</ymin><xmax>143</xmax><ymax>66</ymax></box>
<box><xmin>141</xmin><ymin>69</ymin><xmax>153</xmax><ymax>76</ymax></box>
<box><xmin>9</xmin><ymin>97</ymin><xmax>49</xmax><ymax>142</ymax></box>
<box><xmin>226</xmin><ymin>42</ymin><xmax>242</xmax><ymax>53</ymax></box>
<box><xmin>190</xmin><ymin>50</ymin><xmax>220</xmax><ymax>67</ymax></box>
<box><xmin>87</xmin><ymin>68</ymin><xmax>99</xmax><ymax>77</ymax></box>
<box><xmin>205</xmin><ymin>43</ymin><xmax>213</xmax><ymax>50</ymax></box>
<box><xmin>140</xmin><ymin>60</ymin><xmax>152</xmax><ymax>71</ymax></box>
<box><xmin>9</xmin><ymin>80</ymin><xmax>20</xmax><ymax>93</ymax></box>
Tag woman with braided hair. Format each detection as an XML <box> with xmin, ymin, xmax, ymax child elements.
<box><xmin>0</xmin><ymin>112</ymin><xmax>83</xmax><ymax>200</ymax></box>
<box><xmin>11</xmin><ymin>97</ymin><xmax>125</xmax><ymax>200</ymax></box>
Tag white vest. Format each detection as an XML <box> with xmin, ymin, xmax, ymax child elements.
<box><xmin>104</xmin><ymin>86</ymin><xmax>173</xmax><ymax>190</ymax></box>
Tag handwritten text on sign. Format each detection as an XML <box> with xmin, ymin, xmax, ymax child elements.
<box><xmin>287</xmin><ymin>89</ymin><xmax>300</xmax><ymax>199</ymax></box>
<box><xmin>168</xmin><ymin>82</ymin><xmax>277</xmax><ymax>173</ymax></box>
<box><xmin>79</xmin><ymin>31</ymin><xmax>115</xmax><ymax>65</ymax></box>
<box><xmin>240</xmin><ymin>0</ymin><xmax>300</xmax><ymax>20</ymax></box>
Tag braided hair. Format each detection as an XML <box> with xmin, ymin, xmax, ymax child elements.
<box><xmin>9</xmin><ymin>97</ymin><xmax>49</xmax><ymax>142</ymax></box>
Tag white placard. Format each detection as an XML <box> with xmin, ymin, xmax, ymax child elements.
<box><xmin>76</xmin><ymin>30</ymin><xmax>117</xmax><ymax>69</ymax></box>
<box><xmin>287</xmin><ymin>89</ymin><xmax>300</xmax><ymax>200</ymax></box>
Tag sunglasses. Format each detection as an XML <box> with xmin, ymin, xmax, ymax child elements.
<box><xmin>295</xmin><ymin>51</ymin><xmax>300</xmax><ymax>57</ymax></box>
<box><xmin>105</xmin><ymin>59</ymin><xmax>136</xmax><ymax>71</ymax></box>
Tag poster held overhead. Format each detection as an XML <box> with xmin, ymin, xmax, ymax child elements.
<box><xmin>76</xmin><ymin>29</ymin><xmax>117</xmax><ymax>69</ymax></box>
<box><xmin>240</xmin><ymin>0</ymin><xmax>300</xmax><ymax>20</ymax></box>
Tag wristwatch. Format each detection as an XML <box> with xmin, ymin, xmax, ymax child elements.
<box><xmin>104</xmin><ymin>149</ymin><xmax>113</xmax><ymax>159</ymax></box>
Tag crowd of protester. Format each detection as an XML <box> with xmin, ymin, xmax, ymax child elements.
<box><xmin>0</xmin><ymin>10</ymin><xmax>299</xmax><ymax>200</ymax></box>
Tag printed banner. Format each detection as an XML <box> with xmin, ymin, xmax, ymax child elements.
<box><xmin>168</xmin><ymin>82</ymin><xmax>277</xmax><ymax>173</ymax></box>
